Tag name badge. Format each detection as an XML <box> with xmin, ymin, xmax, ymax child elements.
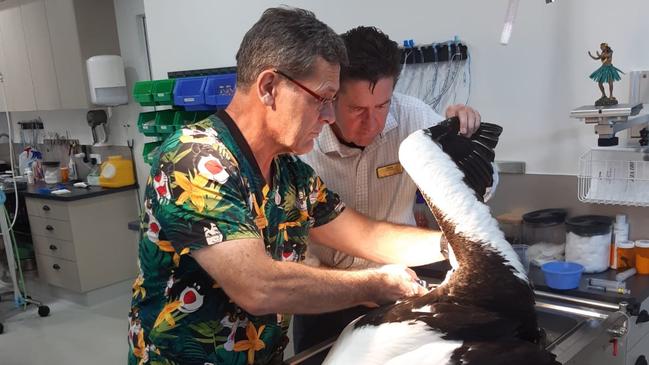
<box><xmin>376</xmin><ymin>162</ymin><xmax>403</xmax><ymax>179</ymax></box>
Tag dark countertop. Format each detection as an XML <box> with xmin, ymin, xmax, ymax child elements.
<box><xmin>19</xmin><ymin>182</ymin><xmax>138</xmax><ymax>201</ymax></box>
<box><xmin>529</xmin><ymin>265</ymin><xmax>649</xmax><ymax>307</ymax></box>
<box><xmin>413</xmin><ymin>261</ymin><xmax>649</xmax><ymax>309</ymax></box>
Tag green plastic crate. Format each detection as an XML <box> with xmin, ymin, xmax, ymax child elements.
<box><xmin>172</xmin><ymin>111</ymin><xmax>197</xmax><ymax>129</ymax></box>
<box><xmin>137</xmin><ymin>111</ymin><xmax>158</xmax><ymax>136</ymax></box>
<box><xmin>152</xmin><ymin>79</ymin><xmax>175</xmax><ymax>105</ymax></box>
<box><xmin>143</xmin><ymin>141</ymin><xmax>163</xmax><ymax>165</ymax></box>
<box><xmin>133</xmin><ymin>81</ymin><xmax>155</xmax><ymax>106</ymax></box>
<box><xmin>155</xmin><ymin>110</ymin><xmax>177</xmax><ymax>134</ymax></box>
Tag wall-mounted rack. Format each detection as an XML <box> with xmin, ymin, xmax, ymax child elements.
<box><xmin>400</xmin><ymin>43</ymin><xmax>468</xmax><ymax>64</ymax></box>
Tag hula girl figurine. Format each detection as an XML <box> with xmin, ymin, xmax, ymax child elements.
<box><xmin>588</xmin><ymin>42</ymin><xmax>624</xmax><ymax>106</ymax></box>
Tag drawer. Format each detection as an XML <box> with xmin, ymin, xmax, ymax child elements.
<box><xmin>35</xmin><ymin>254</ymin><xmax>81</xmax><ymax>292</ymax></box>
<box><xmin>28</xmin><ymin>216</ymin><xmax>73</xmax><ymax>241</ymax></box>
<box><xmin>32</xmin><ymin>235</ymin><xmax>76</xmax><ymax>262</ymax></box>
<box><xmin>25</xmin><ymin>198</ymin><xmax>70</xmax><ymax>221</ymax></box>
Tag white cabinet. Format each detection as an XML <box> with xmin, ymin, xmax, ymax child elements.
<box><xmin>21</xmin><ymin>0</ymin><xmax>61</xmax><ymax>110</ymax></box>
<box><xmin>26</xmin><ymin>190</ymin><xmax>139</xmax><ymax>293</ymax></box>
<box><xmin>0</xmin><ymin>0</ymin><xmax>37</xmax><ymax>112</ymax></box>
<box><xmin>0</xmin><ymin>0</ymin><xmax>120</xmax><ymax>112</ymax></box>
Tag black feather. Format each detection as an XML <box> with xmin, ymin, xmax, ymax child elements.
<box><xmin>423</xmin><ymin>117</ymin><xmax>502</xmax><ymax>202</ymax></box>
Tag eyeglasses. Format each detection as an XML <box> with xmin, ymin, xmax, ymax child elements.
<box><xmin>273</xmin><ymin>69</ymin><xmax>336</xmax><ymax>111</ymax></box>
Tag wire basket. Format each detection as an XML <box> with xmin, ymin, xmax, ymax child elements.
<box><xmin>578</xmin><ymin>148</ymin><xmax>649</xmax><ymax>206</ymax></box>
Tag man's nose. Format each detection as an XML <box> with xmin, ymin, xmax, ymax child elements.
<box><xmin>320</xmin><ymin>103</ymin><xmax>336</xmax><ymax>125</ymax></box>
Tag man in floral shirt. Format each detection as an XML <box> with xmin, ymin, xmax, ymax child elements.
<box><xmin>129</xmin><ymin>7</ymin><xmax>448</xmax><ymax>365</ymax></box>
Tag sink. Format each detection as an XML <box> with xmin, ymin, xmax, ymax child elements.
<box><xmin>536</xmin><ymin>306</ymin><xmax>588</xmax><ymax>349</ymax></box>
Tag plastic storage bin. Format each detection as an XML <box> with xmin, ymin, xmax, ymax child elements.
<box><xmin>133</xmin><ymin>80</ymin><xmax>155</xmax><ymax>106</ymax></box>
<box><xmin>205</xmin><ymin>73</ymin><xmax>236</xmax><ymax>108</ymax></box>
<box><xmin>143</xmin><ymin>141</ymin><xmax>163</xmax><ymax>165</ymax></box>
<box><xmin>155</xmin><ymin>110</ymin><xmax>177</xmax><ymax>135</ymax></box>
<box><xmin>541</xmin><ymin>261</ymin><xmax>584</xmax><ymax>290</ymax></box>
<box><xmin>565</xmin><ymin>215</ymin><xmax>613</xmax><ymax>273</ymax></box>
<box><xmin>137</xmin><ymin>112</ymin><xmax>158</xmax><ymax>136</ymax></box>
<box><xmin>522</xmin><ymin>209</ymin><xmax>567</xmax><ymax>245</ymax></box>
<box><xmin>153</xmin><ymin>79</ymin><xmax>175</xmax><ymax>105</ymax></box>
<box><xmin>173</xmin><ymin>77</ymin><xmax>212</xmax><ymax>111</ymax></box>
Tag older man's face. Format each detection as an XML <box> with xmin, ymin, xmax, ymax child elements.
<box><xmin>271</xmin><ymin>57</ymin><xmax>340</xmax><ymax>155</ymax></box>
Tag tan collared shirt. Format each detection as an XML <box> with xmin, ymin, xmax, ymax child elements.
<box><xmin>300</xmin><ymin>93</ymin><xmax>443</xmax><ymax>269</ymax></box>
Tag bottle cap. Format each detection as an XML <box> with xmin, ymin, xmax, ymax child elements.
<box><xmin>636</xmin><ymin>240</ymin><xmax>649</xmax><ymax>248</ymax></box>
<box><xmin>617</xmin><ymin>240</ymin><xmax>635</xmax><ymax>249</ymax></box>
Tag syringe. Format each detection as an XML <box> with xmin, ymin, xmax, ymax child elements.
<box><xmin>588</xmin><ymin>278</ymin><xmax>631</xmax><ymax>295</ymax></box>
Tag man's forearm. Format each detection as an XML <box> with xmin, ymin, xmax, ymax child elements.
<box><xmin>255</xmin><ymin>261</ymin><xmax>380</xmax><ymax>315</ymax></box>
<box><xmin>310</xmin><ymin>209</ymin><xmax>446</xmax><ymax>268</ymax></box>
<box><xmin>360</xmin><ymin>220</ymin><xmax>445</xmax><ymax>266</ymax></box>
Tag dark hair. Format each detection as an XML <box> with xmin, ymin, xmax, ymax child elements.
<box><xmin>340</xmin><ymin>26</ymin><xmax>401</xmax><ymax>90</ymax></box>
<box><xmin>235</xmin><ymin>7</ymin><xmax>348</xmax><ymax>90</ymax></box>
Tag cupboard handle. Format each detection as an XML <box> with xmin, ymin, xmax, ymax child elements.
<box><xmin>46</xmin><ymin>225</ymin><xmax>54</xmax><ymax>231</ymax></box>
<box><xmin>49</xmin><ymin>245</ymin><xmax>58</xmax><ymax>251</ymax></box>
<box><xmin>52</xmin><ymin>264</ymin><xmax>61</xmax><ymax>270</ymax></box>
<box><xmin>42</xmin><ymin>205</ymin><xmax>50</xmax><ymax>211</ymax></box>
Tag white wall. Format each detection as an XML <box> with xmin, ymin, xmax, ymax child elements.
<box><xmin>143</xmin><ymin>0</ymin><xmax>649</xmax><ymax>175</ymax></box>
<box><xmin>112</xmin><ymin>0</ymin><xmax>149</xmax><ymax>195</ymax></box>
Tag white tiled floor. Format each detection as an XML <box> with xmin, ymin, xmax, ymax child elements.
<box><xmin>0</xmin><ymin>282</ymin><xmax>131</xmax><ymax>365</ymax></box>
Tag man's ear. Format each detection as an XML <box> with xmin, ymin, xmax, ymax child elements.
<box><xmin>256</xmin><ymin>70</ymin><xmax>276</xmax><ymax>107</ymax></box>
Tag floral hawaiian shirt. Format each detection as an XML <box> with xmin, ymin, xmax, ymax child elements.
<box><xmin>128</xmin><ymin>110</ymin><xmax>345</xmax><ymax>365</ymax></box>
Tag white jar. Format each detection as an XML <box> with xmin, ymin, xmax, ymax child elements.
<box><xmin>43</xmin><ymin>161</ymin><xmax>60</xmax><ymax>184</ymax></box>
<box><xmin>565</xmin><ymin>215</ymin><xmax>613</xmax><ymax>273</ymax></box>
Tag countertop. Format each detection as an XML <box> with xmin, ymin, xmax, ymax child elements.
<box><xmin>413</xmin><ymin>261</ymin><xmax>649</xmax><ymax>309</ymax></box>
<box><xmin>529</xmin><ymin>265</ymin><xmax>649</xmax><ymax>307</ymax></box>
<box><xmin>19</xmin><ymin>182</ymin><xmax>138</xmax><ymax>201</ymax></box>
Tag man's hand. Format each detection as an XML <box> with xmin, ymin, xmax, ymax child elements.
<box><xmin>365</xmin><ymin>264</ymin><xmax>428</xmax><ymax>306</ymax></box>
<box><xmin>445</xmin><ymin>104</ymin><xmax>481</xmax><ymax>136</ymax></box>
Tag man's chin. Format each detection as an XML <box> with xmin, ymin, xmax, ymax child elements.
<box><xmin>293</xmin><ymin>140</ymin><xmax>315</xmax><ymax>155</ymax></box>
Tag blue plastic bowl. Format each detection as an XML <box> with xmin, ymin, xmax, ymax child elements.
<box><xmin>541</xmin><ymin>261</ymin><xmax>584</xmax><ymax>290</ymax></box>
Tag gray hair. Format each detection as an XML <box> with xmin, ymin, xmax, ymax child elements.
<box><xmin>235</xmin><ymin>7</ymin><xmax>348</xmax><ymax>90</ymax></box>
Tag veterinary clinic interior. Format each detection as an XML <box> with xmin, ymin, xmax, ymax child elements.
<box><xmin>1</xmin><ymin>1</ymin><xmax>649</xmax><ymax>364</ymax></box>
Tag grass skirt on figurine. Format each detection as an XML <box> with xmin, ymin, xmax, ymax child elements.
<box><xmin>590</xmin><ymin>64</ymin><xmax>623</xmax><ymax>83</ymax></box>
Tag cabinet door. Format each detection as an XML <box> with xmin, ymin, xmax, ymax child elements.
<box><xmin>20</xmin><ymin>0</ymin><xmax>61</xmax><ymax>110</ymax></box>
<box><xmin>44</xmin><ymin>0</ymin><xmax>88</xmax><ymax>109</ymax></box>
<box><xmin>0</xmin><ymin>0</ymin><xmax>37</xmax><ymax>111</ymax></box>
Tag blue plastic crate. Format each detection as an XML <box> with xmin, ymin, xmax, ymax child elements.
<box><xmin>173</xmin><ymin>77</ymin><xmax>213</xmax><ymax>111</ymax></box>
<box><xmin>205</xmin><ymin>73</ymin><xmax>236</xmax><ymax>108</ymax></box>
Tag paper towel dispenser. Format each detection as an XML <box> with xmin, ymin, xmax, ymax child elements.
<box><xmin>86</xmin><ymin>55</ymin><xmax>128</xmax><ymax>106</ymax></box>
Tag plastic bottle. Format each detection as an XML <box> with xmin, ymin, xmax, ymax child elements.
<box><xmin>68</xmin><ymin>157</ymin><xmax>78</xmax><ymax>181</ymax></box>
<box><xmin>24</xmin><ymin>168</ymin><xmax>34</xmax><ymax>184</ymax></box>
<box><xmin>611</xmin><ymin>214</ymin><xmax>630</xmax><ymax>269</ymax></box>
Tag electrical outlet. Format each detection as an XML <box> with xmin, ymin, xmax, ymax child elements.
<box><xmin>629</xmin><ymin>70</ymin><xmax>649</xmax><ymax>138</ymax></box>
<box><xmin>89</xmin><ymin>153</ymin><xmax>102</xmax><ymax>164</ymax></box>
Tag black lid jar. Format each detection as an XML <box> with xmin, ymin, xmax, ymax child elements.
<box><xmin>522</xmin><ymin>208</ymin><xmax>567</xmax><ymax>245</ymax></box>
<box><xmin>565</xmin><ymin>215</ymin><xmax>613</xmax><ymax>273</ymax></box>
